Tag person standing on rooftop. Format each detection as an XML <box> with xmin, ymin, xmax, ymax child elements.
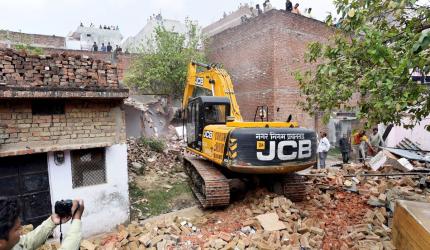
<box><xmin>92</xmin><ymin>42</ymin><xmax>98</xmax><ymax>52</ymax></box>
<box><xmin>286</xmin><ymin>0</ymin><xmax>293</xmax><ymax>11</ymax></box>
<box><xmin>292</xmin><ymin>3</ymin><xmax>301</xmax><ymax>14</ymax></box>
<box><xmin>107</xmin><ymin>42</ymin><xmax>112</xmax><ymax>52</ymax></box>
<box><xmin>256</xmin><ymin>4</ymin><xmax>263</xmax><ymax>15</ymax></box>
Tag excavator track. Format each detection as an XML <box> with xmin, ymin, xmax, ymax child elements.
<box><xmin>281</xmin><ymin>173</ymin><xmax>310</xmax><ymax>202</ymax></box>
<box><xmin>183</xmin><ymin>155</ymin><xmax>230</xmax><ymax>208</ymax></box>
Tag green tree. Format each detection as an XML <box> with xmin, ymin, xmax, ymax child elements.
<box><xmin>15</xmin><ymin>44</ymin><xmax>44</xmax><ymax>55</ymax></box>
<box><xmin>296</xmin><ymin>0</ymin><xmax>430</xmax><ymax>129</ymax></box>
<box><xmin>125</xmin><ymin>19</ymin><xmax>206</xmax><ymax>99</ymax></box>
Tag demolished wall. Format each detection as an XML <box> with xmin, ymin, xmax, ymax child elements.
<box><xmin>123</xmin><ymin>95</ymin><xmax>174</xmax><ymax>139</ymax></box>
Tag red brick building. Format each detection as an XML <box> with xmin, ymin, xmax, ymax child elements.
<box><xmin>206</xmin><ymin>10</ymin><xmax>336</xmax><ymax>132</ymax></box>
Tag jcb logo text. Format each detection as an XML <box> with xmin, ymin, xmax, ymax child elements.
<box><xmin>257</xmin><ymin>140</ymin><xmax>312</xmax><ymax>161</ymax></box>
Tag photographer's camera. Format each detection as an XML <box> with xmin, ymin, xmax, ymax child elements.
<box><xmin>54</xmin><ymin>200</ymin><xmax>73</xmax><ymax>218</ymax></box>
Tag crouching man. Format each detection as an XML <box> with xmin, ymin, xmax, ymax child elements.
<box><xmin>0</xmin><ymin>198</ymin><xmax>84</xmax><ymax>250</ymax></box>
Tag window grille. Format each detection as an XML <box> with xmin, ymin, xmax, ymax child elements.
<box><xmin>71</xmin><ymin>148</ymin><xmax>106</xmax><ymax>188</ymax></box>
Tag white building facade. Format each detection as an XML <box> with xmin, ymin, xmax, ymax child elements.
<box><xmin>67</xmin><ymin>26</ymin><xmax>123</xmax><ymax>51</ymax></box>
<box><xmin>122</xmin><ymin>14</ymin><xmax>187</xmax><ymax>53</ymax></box>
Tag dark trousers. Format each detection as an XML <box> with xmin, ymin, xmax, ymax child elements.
<box><xmin>342</xmin><ymin>152</ymin><xmax>349</xmax><ymax>163</ymax></box>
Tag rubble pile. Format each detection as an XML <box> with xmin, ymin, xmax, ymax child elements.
<box><xmin>0</xmin><ymin>48</ymin><xmax>119</xmax><ymax>88</ymax></box>
<box><xmin>199</xmin><ymin>194</ymin><xmax>328</xmax><ymax>250</ymax></box>
<box><xmin>305</xmin><ymin>163</ymin><xmax>430</xmax><ymax>249</ymax></box>
<box><xmin>72</xmin><ymin>192</ymin><xmax>328</xmax><ymax>250</ymax></box>
<box><xmin>28</xmin><ymin>160</ymin><xmax>429</xmax><ymax>249</ymax></box>
<box><xmin>35</xmin><ymin>146</ymin><xmax>430</xmax><ymax>249</ymax></box>
<box><xmin>127</xmin><ymin>137</ymin><xmax>184</xmax><ymax>182</ymax></box>
<box><xmin>116</xmin><ymin>150</ymin><xmax>429</xmax><ymax>249</ymax></box>
<box><xmin>85</xmin><ymin>221</ymin><xmax>190</xmax><ymax>250</ymax></box>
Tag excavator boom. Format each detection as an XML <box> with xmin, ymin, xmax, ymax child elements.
<box><xmin>182</xmin><ymin>62</ymin><xmax>243</xmax><ymax>121</ymax></box>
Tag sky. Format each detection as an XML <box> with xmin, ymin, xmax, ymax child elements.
<box><xmin>0</xmin><ymin>0</ymin><xmax>336</xmax><ymax>39</ymax></box>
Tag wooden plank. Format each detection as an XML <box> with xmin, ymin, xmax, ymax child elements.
<box><xmin>392</xmin><ymin>200</ymin><xmax>430</xmax><ymax>250</ymax></box>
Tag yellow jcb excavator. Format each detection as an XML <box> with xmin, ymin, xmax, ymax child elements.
<box><xmin>182</xmin><ymin>62</ymin><xmax>317</xmax><ymax>208</ymax></box>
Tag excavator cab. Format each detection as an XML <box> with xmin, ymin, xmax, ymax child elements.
<box><xmin>185</xmin><ymin>96</ymin><xmax>230</xmax><ymax>151</ymax></box>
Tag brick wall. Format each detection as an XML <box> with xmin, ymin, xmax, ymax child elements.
<box><xmin>0</xmin><ymin>30</ymin><xmax>66</xmax><ymax>49</ymax></box>
<box><xmin>43</xmin><ymin>48</ymin><xmax>135</xmax><ymax>82</ymax></box>
<box><xmin>207</xmin><ymin>10</ymin><xmax>336</xmax><ymax>130</ymax></box>
<box><xmin>0</xmin><ymin>48</ymin><xmax>130</xmax><ymax>99</ymax></box>
<box><xmin>0</xmin><ymin>31</ymin><xmax>135</xmax><ymax>82</ymax></box>
<box><xmin>207</xmin><ymin>13</ymin><xmax>277</xmax><ymax>121</ymax></box>
<box><xmin>0</xmin><ymin>48</ymin><xmax>120</xmax><ymax>89</ymax></box>
<box><xmin>0</xmin><ymin>99</ymin><xmax>126</xmax><ymax>157</ymax></box>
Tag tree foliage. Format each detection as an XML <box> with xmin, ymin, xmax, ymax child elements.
<box><xmin>125</xmin><ymin>20</ymin><xmax>206</xmax><ymax>98</ymax></box>
<box><xmin>296</xmin><ymin>0</ymin><xmax>430</xmax><ymax>128</ymax></box>
<box><xmin>15</xmin><ymin>44</ymin><xmax>44</xmax><ymax>55</ymax></box>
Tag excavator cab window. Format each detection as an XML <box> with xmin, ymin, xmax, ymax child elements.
<box><xmin>203</xmin><ymin>104</ymin><xmax>227</xmax><ymax>124</ymax></box>
<box><xmin>185</xmin><ymin>97</ymin><xmax>231</xmax><ymax>151</ymax></box>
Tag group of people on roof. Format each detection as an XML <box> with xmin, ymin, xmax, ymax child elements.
<box><xmin>92</xmin><ymin>42</ymin><xmax>124</xmax><ymax>53</ymax></box>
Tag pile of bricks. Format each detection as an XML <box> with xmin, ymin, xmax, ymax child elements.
<box><xmin>202</xmin><ymin>194</ymin><xmax>326</xmax><ymax>250</ymax></box>
<box><xmin>62</xmin><ymin>193</ymin><xmax>326</xmax><ymax>250</ymax></box>
<box><xmin>33</xmin><ymin>163</ymin><xmax>429</xmax><ymax>249</ymax></box>
<box><xmin>0</xmin><ymin>48</ymin><xmax>119</xmax><ymax>89</ymax></box>
<box><xmin>305</xmin><ymin>165</ymin><xmax>429</xmax><ymax>249</ymax></box>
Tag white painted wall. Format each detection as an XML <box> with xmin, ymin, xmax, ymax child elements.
<box><xmin>47</xmin><ymin>144</ymin><xmax>129</xmax><ymax>237</ymax></box>
<box><xmin>386</xmin><ymin>116</ymin><xmax>430</xmax><ymax>150</ymax></box>
<box><xmin>122</xmin><ymin>18</ymin><xmax>187</xmax><ymax>53</ymax></box>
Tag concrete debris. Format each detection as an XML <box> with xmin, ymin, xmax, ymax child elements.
<box><xmin>255</xmin><ymin>213</ymin><xmax>286</xmax><ymax>231</ymax></box>
<box><xmin>368</xmin><ymin>149</ymin><xmax>423</xmax><ymax>172</ymax></box>
<box><xmin>369</xmin><ymin>151</ymin><xmax>390</xmax><ymax>171</ymax></box>
<box><xmin>395</xmin><ymin>158</ymin><xmax>414</xmax><ymax>172</ymax></box>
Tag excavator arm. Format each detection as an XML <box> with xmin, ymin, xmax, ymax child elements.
<box><xmin>182</xmin><ymin>62</ymin><xmax>243</xmax><ymax>122</ymax></box>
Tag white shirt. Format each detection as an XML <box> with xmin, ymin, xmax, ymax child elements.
<box><xmin>317</xmin><ymin>137</ymin><xmax>331</xmax><ymax>153</ymax></box>
<box><xmin>370</xmin><ymin>133</ymin><xmax>385</xmax><ymax>147</ymax></box>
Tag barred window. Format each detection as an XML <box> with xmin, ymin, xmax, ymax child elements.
<box><xmin>71</xmin><ymin>148</ymin><xmax>106</xmax><ymax>188</ymax></box>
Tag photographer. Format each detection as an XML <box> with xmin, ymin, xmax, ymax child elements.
<box><xmin>0</xmin><ymin>198</ymin><xmax>84</xmax><ymax>250</ymax></box>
